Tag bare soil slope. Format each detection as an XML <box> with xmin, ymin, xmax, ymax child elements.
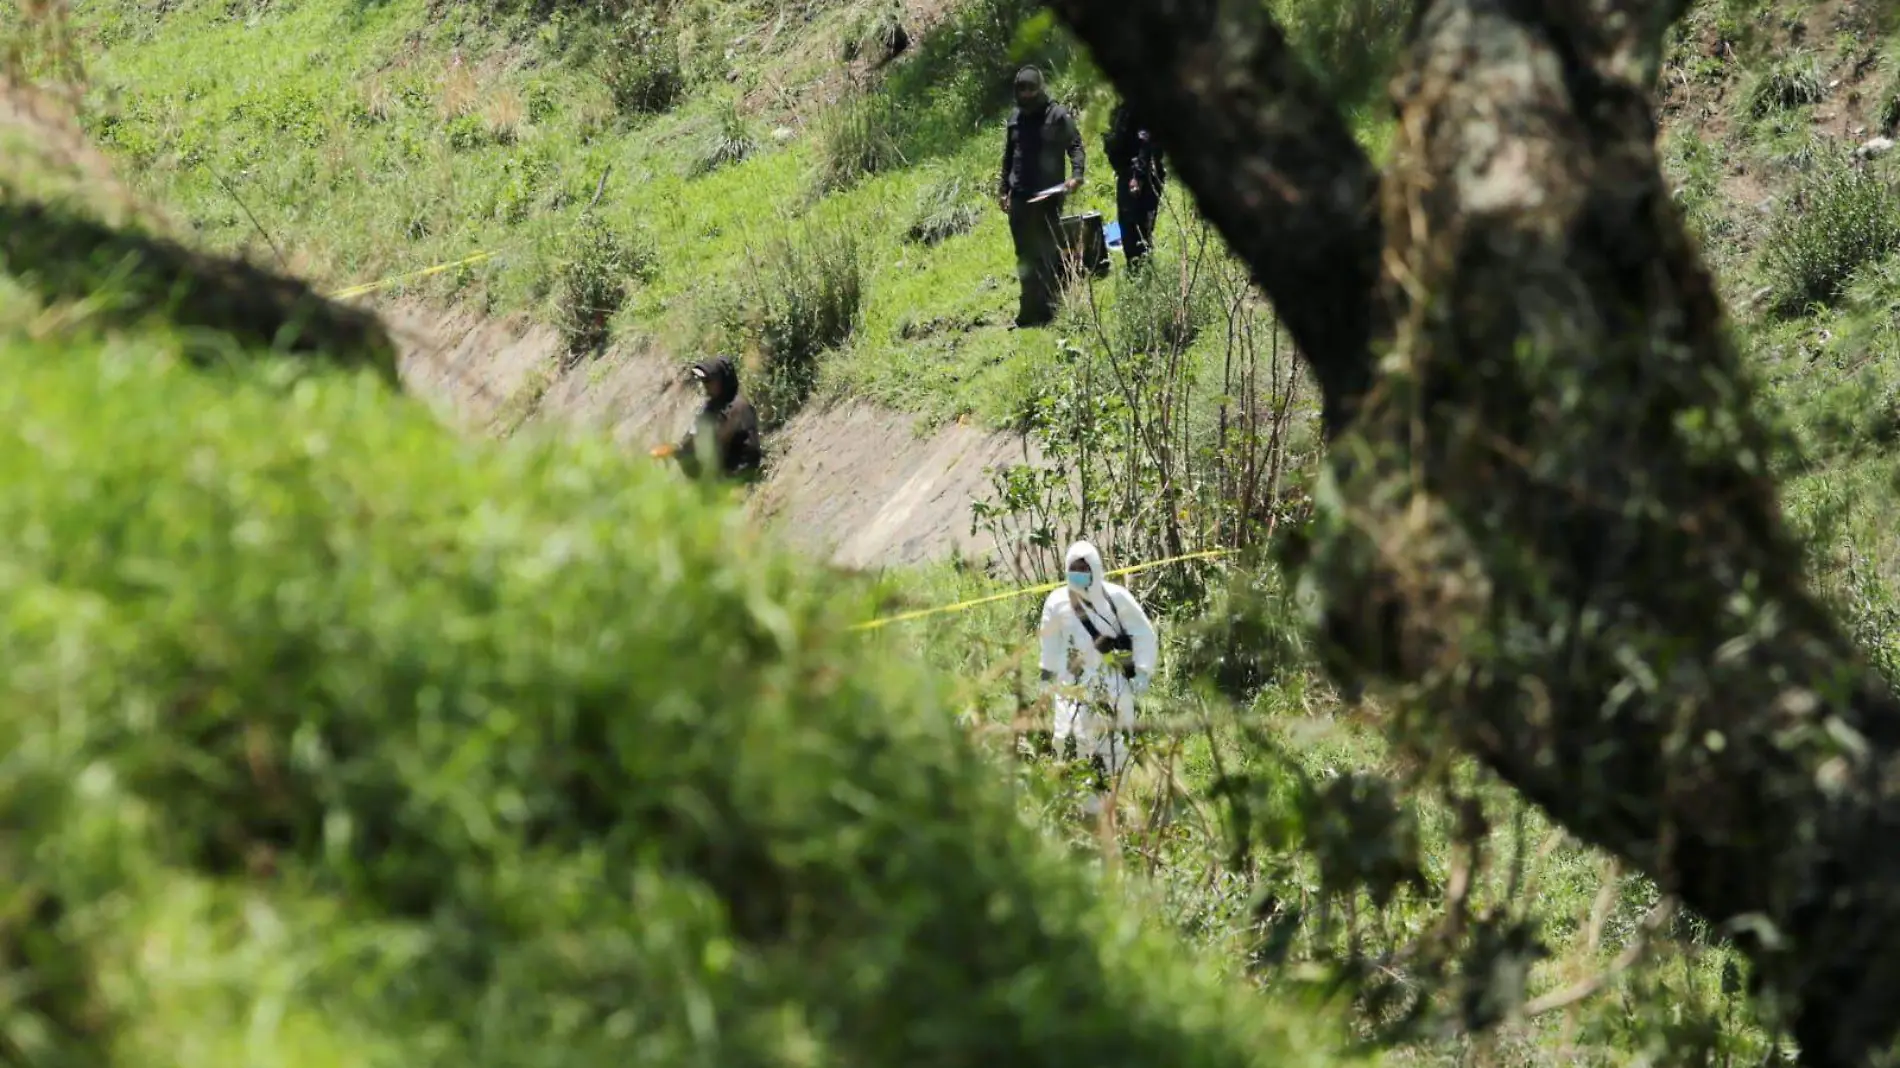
<box><xmin>388</xmin><ymin>298</ymin><xmax>1031</xmax><ymax>570</ymax></box>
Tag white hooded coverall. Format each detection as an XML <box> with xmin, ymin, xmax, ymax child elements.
<box><xmin>1038</xmin><ymin>541</ymin><xmax>1159</xmax><ymax>777</ymax></box>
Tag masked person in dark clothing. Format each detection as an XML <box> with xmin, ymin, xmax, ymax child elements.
<box><xmin>997</xmin><ymin>66</ymin><xmax>1085</xmax><ymax>329</ymax></box>
<box><xmin>662</xmin><ymin>356</ymin><xmax>762</xmax><ymax>480</ymax></box>
<box><xmin>1103</xmin><ymin>101</ymin><xmax>1165</xmax><ymax>269</ymax></box>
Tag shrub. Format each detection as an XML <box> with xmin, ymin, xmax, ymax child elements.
<box><xmin>0</xmin><ymin>328</ymin><xmax>1355</xmax><ymax>1068</ymax></box>
<box><xmin>816</xmin><ymin>92</ymin><xmax>905</xmax><ymax>193</ymax></box>
<box><xmin>905</xmin><ymin>173</ymin><xmax>983</xmax><ymax>245</ymax></box>
<box><xmin>884</xmin><ymin>0</ymin><xmax>1059</xmax><ymax>135</ymax></box>
<box><xmin>1744</xmin><ymin>56</ymin><xmax>1825</xmax><ymax>119</ymax></box>
<box><xmin>603</xmin><ymin>7</ymin><xmax>685</xmax><ymax>117</ymax></box>
<box><xmin>445</xmin><ymin>111</ymin><xmax>488</xmax><ymax>151</ymax></box>
<box><xmin>748</xmin><ymin>223</ymin><xmax>863</xmax><ymax>424</ymax></box>
<box><xmin>1269</xmin><ymin>0</ymin><xmax>1412</xmax><ymax>108</ymax></box>
<box><xmin>1176</xmin><ymin>565</ymin><xmax>1310</xmax><ymax>702</ymax></box>
<box><xmin>689</xmin><ymin>99</ymin><xmax>756</xmax><ymax>178</ymax></box>
<box><xmin>555</xmin><ymin>214</ymin><xmax>655</xmax><ymax>359</ymax></box>
<box><xmin>1111</xmin><ymin>253</ymin><xmax>1220</xmax><ymax>356</ymax></box>
<box><xmin>1761</xmin><ymin>163</ymin><xmax>1900</xmax><ymax>316</ymax></box>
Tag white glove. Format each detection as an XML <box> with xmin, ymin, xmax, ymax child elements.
<box><xmin>1131</xmin><ymin>672</ymin><xmax>1152</xmax><ymax>696</ymax></box>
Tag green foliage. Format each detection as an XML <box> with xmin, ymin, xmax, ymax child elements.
<box><xmin>1269</xmin><ymin>0</ymin><xmax>1413</xmax><ymax>108</ymax></box>
<box><xmin>0</xmin><ymin>199</ymin><xmax>398</xmax><ymax>380</ymax></box>
<box><xmin>1176</xmin><ymin>566</ymin><xmax>1309</xmax><ymax>702</ymax></box>
<box><xmin>840</xmin><ymin>0</ymin><xmax>906</xmax><ymax>65</ymax></box>
<box><xmin>0</xmin><ymin>326</ymin><xmax>1362</xmax><ymax>1068</ymax></box>
<box><xmin>884</xmin><ymin>0</ymin><xmax>1067</xmax><ymax>158</ymax></box>
<box><xmin>689</xmin><ymin>99</ymin><xmax>756</xmax><ymax>178</ymax></box>
<box><xmin>747</xmin><ymin>221</ymin><xmax>863</xmax><ymax>424</ymax></box>
<box><xmin>815</xmin><ymin>91</ymin><xmax>905</xmax><ymax>193</ymax></box>
<box><xmin>603</xmin><ymin>6</ymin><xmax>685</xmax><ymax>117</ymax></box>
<box><xmin>1743</xmin><ymin>55</ymin><xmax>1824</xmax><ymax>118</ymax></box>
<box><xmin>1110</xmin><ymin>255</ymin><xmax>1221</xmax><ymax>357</ymax></box>
<box><xmin>1842</xmin><ymin>546</ymin><xmax>1900</xmax><ymax>692</ymax></box>
<box><xmin>1761</xmin><ymin>163</ymin><xmax>1900</xmax><ymax>315</ymax></box>
<box><xmin>556</xmin><ymin>213</ymin><xmax>655</xmax><ymax>358</ymax></box>
<box><xmin>904</xmin><ymin>172</ymin><xmax>983</xmax><ymax>246</ymax></box>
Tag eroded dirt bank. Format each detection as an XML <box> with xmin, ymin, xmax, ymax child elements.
<box><xmin>387</xmin><ymin>298</ymin><xmax>1032</xmax><ymax>570</ymax></box>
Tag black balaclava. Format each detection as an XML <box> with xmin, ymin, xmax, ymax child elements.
<box><xmin>692</xmin><ymin>356</ymin><xmax>739</xmax><ymax>409</ymax></box>
<box><xmin>1014</xmin><ymin>66</ymin><xmax>1048</xmax><ymax>113</ymax></box>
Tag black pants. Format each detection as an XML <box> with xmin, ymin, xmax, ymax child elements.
<box><xmin>1116</xmin><ymin>178</ymin><xmax>1161</xmax><ymax>267</ymax></box>
<box><xmin>1008</xmin><ymin>194</ymin><xmax>1065</xmax><ymax>327</ymax></box>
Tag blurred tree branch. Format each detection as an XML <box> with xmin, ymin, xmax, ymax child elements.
<box><xmin>1052</xmin><ymin>0</ymin><xmax>1900</xmax><ymax>1063</ymax></box>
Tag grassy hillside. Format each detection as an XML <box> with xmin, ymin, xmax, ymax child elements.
<box><xmin>67</xmin><ymin>0</ymin><xmax>1399</xmax><ymax>428</ymax></box>
<box><xmin>0</xmin><ymin>214</ymin><xmax>1367</xmax><ymax>1068</ymax></box>
<box><xmin>69</xmin><ymin>0</ymin><xmax>1062</xmax><ymax>424</ymax></box>
<box><xmin>12</xmin><ymin>0</ymin><xmax>1900</xmax><ymax>1063</ymax></box>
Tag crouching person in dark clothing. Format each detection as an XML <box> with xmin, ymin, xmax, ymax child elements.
<box><xmin>1104</xmin><ymin>101</ymin><xmax>1165</xmax><ymax>269</ymax></box>
<box><xmin>659</xmin><ymin>356</ymin><xmax>763</xmax><ymax>480</ymax></box>
<box><xmin>998</xmin><ymin>66</ymin><xmax>1085</xmax><ymax>329</ymax></box>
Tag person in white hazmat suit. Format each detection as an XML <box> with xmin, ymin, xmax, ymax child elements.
<box><xmin>1037</xmin><ymin>541</ymin><xmax>1159</xmax><ymax>804</ymax></box>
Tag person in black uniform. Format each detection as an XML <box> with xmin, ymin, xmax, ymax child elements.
<box><xmin>663</xmin><ymin>356</ymin><xmax>762</xmax><ymax>479</ymax></box>
<box><xmin>1103</xmin><ymin>101</ymin><xmax>1165</xmax><ymax>269</ymax></box>
<box><xmin>997</xmin><ymin>66</ymin><xmax>1085</xmax><ymax>329</ymax></box>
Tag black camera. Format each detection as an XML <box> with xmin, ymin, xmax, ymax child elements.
<box><xmin>1093</xmin><ymin>633</ymin><xmax>1138</xmax><ymax>678</ymax></box>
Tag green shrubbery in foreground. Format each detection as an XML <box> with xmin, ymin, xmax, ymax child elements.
<box><xmin>0</xmin><ymin>326</ymin><xmax>1354</xmax><ymax>1068</ymax></box>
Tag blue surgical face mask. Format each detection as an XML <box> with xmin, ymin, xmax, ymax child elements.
<box><xmin>1066</xmin><ymin>570</ymin><xmax>1093</xmax><ymax>591</ymax></box>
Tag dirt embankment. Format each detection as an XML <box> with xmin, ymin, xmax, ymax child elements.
<box><xmin>386</xmin><ymin>298</ymin><xmax>1032</xmax><ymax>571</ymax></box>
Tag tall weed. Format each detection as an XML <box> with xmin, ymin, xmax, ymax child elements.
<box><xmin>816</xmin><ymin>92</ymin><xmax>905</xmax><ymax>193</ymax></box>
<box><xmin>905</xmin><ymin>173</ymin><xmax>982</xmax><ymax>246</ymax></box>
<box><xmin>1744</xmin><ymin>56</ymin><xmax>1825</xmax><ymax>119</ymax></box>
<box><xmin>747</xmin><ymin>223</ymin><xmax>863</xmax><ymax>424</ymax></box>
<box><xmin>555</xmin><ymin>214</ymin><xmax>656</xmax><ymax>360</ymax></box>
<box><xmin>1761</xmin><ymin>163</ymin><xmax>1900</xmax><ymax>316</ymax></box>
<box><xmin>603</xmin><ymin>7</ymin><xmax>685</xmax><ymax>117</ymax></box>
<box><xmin>689</xmin><ymin>98</ymin><xmax>756</xmax><ymax>178</ymax></box>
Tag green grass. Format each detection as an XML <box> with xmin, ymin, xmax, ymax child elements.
<box><xmin>0</xmin><ymin>275</ymin><xmax>1382</xmax><ymax>1064</ymax></box>
<box><xmin>74</xmin><ymin>0</ymin><xmax>1397</xmax><ymax>429</ymax></box>
<box><xmin>33</xmin><ymin>0</ymin><xmax>1879</xmax><ymax>1060</ymax></box>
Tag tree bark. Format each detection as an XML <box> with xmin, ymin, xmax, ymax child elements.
<box><xmin>1053</xmin><ymin>0</ymin><xmax>1900</xmax><ymax>1063</ymax></box>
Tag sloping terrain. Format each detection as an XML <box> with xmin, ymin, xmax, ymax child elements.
<box><xmin>385</xmin><ymin>294</ymin><xmax>1031</xmax><ymax>568</ymax></box>
<box><xmin>15</xmin><ymin>0</ymin><xmax>1900</xmax><ymax>1063</ymax></box>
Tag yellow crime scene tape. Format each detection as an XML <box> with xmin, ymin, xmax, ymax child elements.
<box><xmin>849</xmin><ymin>547</ymin><xmax>1237</xmax><ymax>633</ymax></box>
<box><xmin>328</xmin><ymin>250</ymin><xmax>497</xmax><ymax>301</ymax></box>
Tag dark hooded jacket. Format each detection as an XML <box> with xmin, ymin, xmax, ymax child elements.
<box><xmin>1103</xmin><ymin>102</ymin><xmax>1165</xmax><ymax>188</ymax></box>
<box><xmin>675</xmin><ymin>356</ymin><xmax>762</xmax><ymax>478</ymax></box>
<box><xmin>999</xmin><ymin>71</ymin><xmax>1085</xmax><ymax>198</ymax></box>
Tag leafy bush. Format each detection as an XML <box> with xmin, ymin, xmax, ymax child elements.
<box><xmin>0</xmin><ymin>328</ymin><xmax>1357</xmax><ymax>1068</ymax></box>
<box><xmin>816</xmin><ymin>92</ymin><xmax>905</xmax><ymax>193</ymax></box>
<box><xmin>689</xmin><ymin>99</ymin><xmax>756</xmax><ymax>178</ymax></box>
<box><xmin>555</xmin><ymin>214</ymin><xmax>655</xmax><ymax>359</ymax></box>
<box><xmin>1176</xmin><ymin>565</ymin><xmax>1310</xmax><ymax>702</ymax></box>
<box><xmin>884</xmin><ymin>0</ymin><xmax>1062</xmax><ymax>141</ymax></box>
<box><xmin>1744</xmin><ymin>56</ymin><xmax>1825</xmax><ymax>119</ymax></box>
<box><xmin>1761</xmin><ymin>164</ymin><xmax>1900</xmax><ymax>316</ymax></box>
<box><xmin>748</xmin><ymin>223</ymin><xmax>863</xmax><ymax>424</ymax></box>
<box><xmin>603</xmin><ymin>7</ymin><xmax>685</xmax><ymax>117</ymax></box>
<box><xmin>905</xmin><ymin>173</ymin><xmax>983</xmax><ymax>245</ymax></box>
<box><xmin>1269</xmin><ymin>0</ymin><xmax>1412</xmax><ymax>108</ymax></box>
<box><xmin>1111</xmin><ymin>254</ymin><xmax>1220</xmax><ymax>356</ymax></box>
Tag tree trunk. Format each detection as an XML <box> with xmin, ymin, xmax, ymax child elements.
<box><xmin>1053</xmin><ymin>0</ymin><xmax>1900</xmax><ymax>1063</ymax></box>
